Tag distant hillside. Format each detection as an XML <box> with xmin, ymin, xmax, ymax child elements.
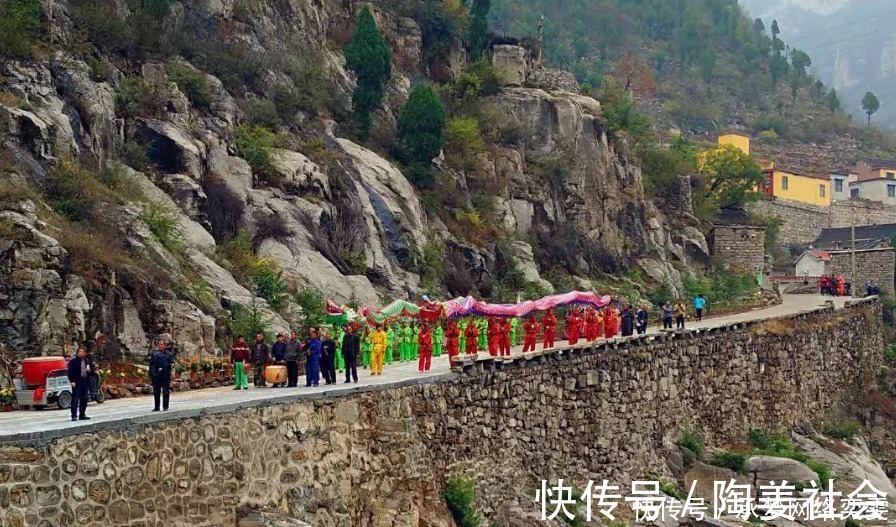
<box><xmin>491</xmin><ymin>0</ymin><xmax>896</xmax><ymax>172</ymax></box>
<box><xmin>741</xmin><ymin>0</ymin><xmax>896</xmax><ymax>130</ymax></box>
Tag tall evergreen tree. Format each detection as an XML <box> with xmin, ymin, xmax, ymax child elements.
<box><xmin>345</xmin><ymin>6</ymin><xmax>392</xmax><ymax>140</ymax></box>
<box><xmin>397</xmin><ymin>83</ymin><xmax>446</xmax><ymax>166</ymax></box>
<box><xmin>466</xmin><ymin>0</ymin><xmax>491</xmax><ymax>61</ymax></box>
<box><xmin>862</xmin><ymin>91</ymin><xmax>880</xmax><ymax>124</ymax></box>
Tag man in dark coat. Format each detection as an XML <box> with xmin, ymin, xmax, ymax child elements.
<box><xmin>149</xmin><ymin>338</ymin><xmax>175</xmax><ymax>411</ymax></box>
<box><xmin>284</xmin><ymin>332</ymin><xmax>301</xmax><ymax>388</ymax></box>
<box><xmin>636</xmin><ymin>306</ymin><xmax>649</xmax><ymax>335</ymax></box>
<box><xmin>320</xmin><ymin>329</ymin><xmax>337</xmax><ymax>385</ymax></box>
<box><xmin>620</xmin><ymin>303</ymin><xmax>635</xmax><ymax>337</ymax></box>
<box><xmin>342</xmin><ymin>324</ymin><xmax>360</xmax><ymax>384</ymax></box>
<box><xmin>66</xmin><ymin>346</ymin><xmax>93</xmax><ymax>421</ymax></box>
<box><xmin>251</xmin><ymin>333</ymin><xmax>270</xmax><ymax>387</ymax></box>
<box><xmin>270</xmin><ymin>334</ymin><xmax>287</xmax><ymax>387</ymax></box>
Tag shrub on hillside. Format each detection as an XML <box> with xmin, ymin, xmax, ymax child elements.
<box><xmin>115</xmin><ymin>77</ymin><xmax>166</xmax><ymax>118</ymax></box>
<box><xmin>45</xmin><ymin>161</ymin><xmax>110</xmax><ymax>221</ymax></box>
<box><xmin>166</xmin><ymin>63</ymin><xmax>212</xmax><ymax>109</ymax></box>
<box><xmin>0</xmin><ymin>0</ymin><xmax>42</xmax><ymax>58</ymax></box>
<box><xmin>234</xmin><ymin>124</ymin><xmax>276</xmax><ymax>176</ymax></box>
<box><xmin>140</xmin><ymin>202</ymin><xmax>183</xmax><ymax>251</ymax></box>
<box><xmin>443</xmin><ymin>476</ymin><xmax>482</xmax><ymax>527</ymax></box>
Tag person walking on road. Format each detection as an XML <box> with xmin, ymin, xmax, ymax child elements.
<box><xmin>66</xmin><ymin>346</ymin><xmax>93</xmax><ymax>421</ymax></box>
<box><xmin>693</xmin><ymin>294</ymin><xmax>707</xmax><ymax>322</ymax></box>
<box><xmin>304</xmin><ymin>328</ymin><xmax>322</xmax><ymax>387</ymax></box>
<box><xmin>251</xmin><ymin>333</ymin><xmax>270</xmax><ymax>387</ymax></box>
<box><xmin>321</xmin><ymin>329</ymin><xmax>337</xmax><ymax>385</ymax></box>
<box><xmin>662</xmin><ymin>301</ymin><xmax>674</xmax><ymax>330</ymax></box>
<box><xmin>230</xmin><ymin>336</ymin><xmax>251</xmax><ymax>390</ymax></box>
<box><xmin>674</xmin><ymin>300</ymin><xmax>687</xmax><ymax>329</ymax></box>
<box><xmin>342</xmin><ymin>324</ymin><xmax>360</xmax><ymax>383</ymax></box>
<box><xmin>284</xmin><ymin>332</ymin><xmax>301</xmax><ymax>388</ymax></box>
<box><xmin>636</xmin><ymin>306</ymin><xmax>649</xmax><ymax>335</ymax></box>
<box><xmin>149</xmin><ymin>339</ymin><xmax>174</xmax><ymax>412</ymax></box>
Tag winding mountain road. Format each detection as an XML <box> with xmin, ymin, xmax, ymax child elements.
<box><xmin>0</xmin><ymin>294</ymin><xmax>852</xmax><ymax>443</ymax></box>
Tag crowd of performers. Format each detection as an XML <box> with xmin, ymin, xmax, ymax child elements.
<box><xmin>818</xmin><ymin>275</ymin><xmax>852</xmax><ymax>297</ymax></box>
<box><xmin>325</xmin><ymin>305</ymin><xmax>635</xmax><ymax>376</ymax></box>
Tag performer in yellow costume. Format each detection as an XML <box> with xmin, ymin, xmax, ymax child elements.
<box><xmin>370</xmin><ymin>325</ymin><xmax>388</xmax><ymax>375</ymax></box>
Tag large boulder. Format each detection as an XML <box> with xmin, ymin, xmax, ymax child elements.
<box><xmin>126</xmin><ymin>166</ymin><xmax>216</xmax><ymax>249</ymax></box>
<box><xmin>492</xmin><ymin>45</ymin><xmax>529</xmax><ymax>87</ymax></box>
<box><xmin>744</xmin><ymin>455</ymin><xmax>819</xmax><ymax>484</ymax></box>
<box><xmin>269</xmin><ymin>149</ymin><xmax>329</xmax><ymax>197</ymax></box>
<box><xmin>510</xmin><ymin>241</ymin><xmax>554</xmax><ymax>293</ymax></box>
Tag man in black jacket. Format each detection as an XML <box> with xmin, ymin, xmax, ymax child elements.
<box><xmin>66</xmin><ymin>346</ymin><xmax>93</xmax><ymax>421</ymax></box>
<box><xmin>149</xmin><ymin>338</ymin><xmax>175</xmax><ymax>412</ymax></box>
<box><xmin>251</xmin><ymin>333</ymin><xmax>270</xmax><ymax>387</ymax></box>
<box><xmin>270</xmin><ymin>334</ymin><xmax>287</xmax><ymax>387</ymax></box>
<box><xmin>284</xmin><ymin>332</ymin><xmax>301</xmax><ymax>387</ymax></box>
<box><xmin>341</xmin><ymin>324</ymin><xmax>360</xmax><ymax>384</ymax></box>
<box><xmin>320</xmin><ymin>329</ymin><xmax>337</xmax><ymax>385</ymax></box>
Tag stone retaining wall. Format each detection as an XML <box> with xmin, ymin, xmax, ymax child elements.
<box><xmin>0</xmin><ymin>300</ymin><xmax>883</xmax><ymax>527</ymax></box>
<box><xmin>750</xmin><ymin>198</ymin><xmax>896</xmax><ymax>245</ymax></box>
<box><xmin>830</xmin><ymin>248</ymin><xmax>896</xmax><ymax>293</ymax></box>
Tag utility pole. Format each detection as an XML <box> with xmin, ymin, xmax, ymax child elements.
<box><xmin>851</xmin><ymin>211</ymin><xmax>856</xmax><ymax>297</ymax></box>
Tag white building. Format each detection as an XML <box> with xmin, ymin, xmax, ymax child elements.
<box><xmin>794</xmin><ymin>249</ymin><xmax>831</xmax><ymax>277</ymax></box>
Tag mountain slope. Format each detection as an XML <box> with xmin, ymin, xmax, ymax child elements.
<box><xmin>491</xmin><ymin>0</ymin><xmax>896</xmax><ymax>172</ymax></box>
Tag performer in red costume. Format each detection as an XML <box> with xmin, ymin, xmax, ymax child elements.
<box><xmin>418</xmin><ymin>324</ymin><xmax>433</xmax><ymax>372</ymax></box>
<box><xmin>604</xmin><ymin>307</ymin><xmax>619</xmax><ymax>338</ymax></box>
<box><xmin>542</xmin><ymin>309</ymin><xmax>557</xmax><ymax>349</ymax></box>
<box><xmin>464</xmin><ymin>320</ymin><xmax>479</xmax><ymax>355</ymax></box>
<box><xmin>595</xmin><ymin>308</ymin><xmax>605</xmax><ymax>339</ymax></box>
<box><xmin>487</xmin><ymin>318</ymin><xmax>500</xmax><ymax>356</ymax></box>
<box><xmin>523</xmin><ymin>315</ymin><xmax>539</xmax><ymax>352</ymax></box>
<box><xmin>445</xmin><ymin>320</ymin><xmax>460</xmax><ymax>358</ymax></box>
<box><xmin>567</xmin><ymin>308</ymin><xmax>583</xmax><ymax>345</ymax></box>
<box><xmin>499</xmin><ymin>318</ymin><xmax>511</xmax><ymax>356</ymax></box>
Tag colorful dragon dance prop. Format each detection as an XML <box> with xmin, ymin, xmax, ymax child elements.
<box><xmin>441</xmin><ymin>291</ymin><xmax>612</xmax><ymax>318</ymax></box>
<box><xmin>328</xmin><ymin>290</ymin><xmax>612</xmax><ymax>326</ymax></box>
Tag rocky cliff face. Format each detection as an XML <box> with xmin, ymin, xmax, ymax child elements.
<box><xmin>0</xmin><ymin>0</ymin><xmax>705</xmax><ymax>357</ymax></box>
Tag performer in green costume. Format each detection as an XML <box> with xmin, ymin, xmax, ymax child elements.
<box><xmin>335</xmin><ymin>326</ymin><xmax>345</xmax><ymax>372</ymax></box>
<box><xmin>400</xmin><ymin>322</ymin><xmax>412</xmax><ymax>361</ymax></box>
<box><xmin>384</xmin><ymin>325</ymin><xmax>394</xmax><ymax>365</ymax></box>
<box><xmin>458</xmin><ymin>319</ymin><xmax>467</xmax><ymax>352</ymax></box>
<box><xmin>433</xmin><ymin>323</ymin><xmax>444</xmax><ymax>357</ymax></box>
<box><xmin>509</xmin><ymin>317</ymin><xmax>520</xmax><ymax>347</ymax></box>
<box><xmin>477</xmin><ymin>317</ymin><xmax>487</xmax><ymax>350</ymax></box>
<box><xmin>411</xmin><ymin>322</ymin><xmax>420</xmax><ymax>360</ymax></box>
<box><xmin>361</xmin><ymin>328</ymin><xmax>372</xmax><ymax>368</ymax></box>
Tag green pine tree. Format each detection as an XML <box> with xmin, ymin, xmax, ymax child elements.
<box><xmin>466</xmin><ymin>0</ymin><xmax>491</xmax><ymax>61</ymax></box>
<box><xmin>345</xmin><ymin>6</ymin><xmax>392</xmax><ymax>140</ymax></box>
<box><xmin>397</xmin><ymin>83</ymin><xmax>446</xmax><ymax>167</ymax></box>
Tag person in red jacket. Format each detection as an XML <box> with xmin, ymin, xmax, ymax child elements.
<box><xmin>445</xmin><ymin>320</ymin><xmax>460</xmax><ymax>358</ymax></box>
<box><xmin>542</xmin><ymin>309</ymin><xmax>557</xmax><ymax>349</ymax></box>
<box><xmin>567</xmin><ymin>308</ymin><xmax>583</xmax><ymax>345</ymax></box>
<box><xmin>523</xmin><ymin>315</ymin><xmax>539</xmax><ymax>352</ymax></box>
<box><xmin>499</xmin><ymin>318</ymin><xmax>511</xmax><ymax>356</ymax></box>
<box><xmin>418</xmin><ymin>323</ymin><xmax>433</xmax><ymax>372</ymax></box>
<box><xmin>595</xmin><ymin>308</ymin><xmax>605</xmax><ymax>339</ymax></box>
<box><xmin>605</xmin><ymin>307</ymin><xmax>619</xmax><ymax>338</ymax></box>
<box><xmin>464</xmin><ymin>320</ymin><xmax>479</xmax><ymax>354</ymax></box>
<box><xmin>583</xmin><ymin>308</ymin><xmax>597</xmax><ymax>342</ymax></box>
<box><xmin>487</xmin><ymin>318</ymin><xmax>500</xmax><ymax>356</ymax></box>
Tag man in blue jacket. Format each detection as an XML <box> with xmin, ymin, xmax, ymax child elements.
<box><xmin>149</xmin><ymin>338</ymin><xmax>175</xmax><ymax>412</ymax></box>
<box><xmin>693</xmin><ymin>294</ymin><xmax>707</xmax><ymax>322</ymax></box>
<box><xmin>66</xmin><ymin>346</ymin><xmax>93</xmax><ymax>421</ymax></box>
<box><xmin>303</xmin><ymin>328</ymin><xmax>322</xmax><ymax>387</ymax></box>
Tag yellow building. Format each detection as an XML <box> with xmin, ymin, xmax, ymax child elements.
<box><xmin>762</xmin><ymin>167</ymin><xmax>831</xmax><ymax>206</ymax></box>
<box><xmin>718</xmin><ymin>133</ymin><xmax>751</xmax><ymax>155</ymax></box>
